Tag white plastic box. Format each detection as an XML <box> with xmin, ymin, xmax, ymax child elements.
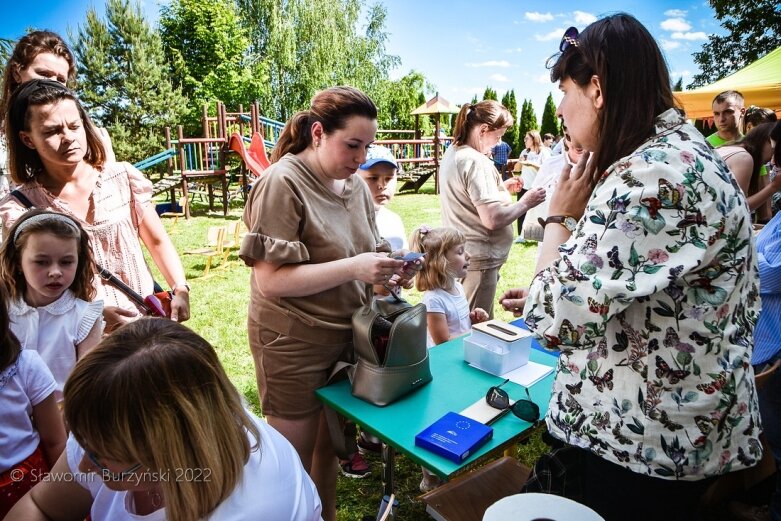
<box><xmin>463</xmin><ymin>320</ymin><xmax>533</xmax><ymax>376</ymax></box>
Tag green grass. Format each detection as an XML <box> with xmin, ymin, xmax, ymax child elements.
<box><xmin>151</xmin><ymin>185</ymin><xmax>544</xmax><ymax>520</ymax></box>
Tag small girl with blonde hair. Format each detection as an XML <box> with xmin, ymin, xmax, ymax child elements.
<box><xmin>411</xmin><ymin>225</ymin><xmax>489</xmax><ymax>347</ymax></box>
<box><xmin>0</xmin><ymin>209</ymin><xmax>103</xmax><ymax>404</ymax></box>
<box><xmin>411</xmin><ymin>225</ymin><xmax>489</xmax><ymax>492</ymax></box>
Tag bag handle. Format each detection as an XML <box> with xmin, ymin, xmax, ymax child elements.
<box><xmin>10</xmin><ymin>190</ymin><xmax>157</xmax><ymax>315</ymax></box>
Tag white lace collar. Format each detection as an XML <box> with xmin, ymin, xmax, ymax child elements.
<box><xmin>9</xmin><ymin>289</ymin><xmax>78</xmax><ymax>317</ymax></box>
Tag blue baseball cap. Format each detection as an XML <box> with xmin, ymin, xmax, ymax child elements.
<box><xmin>359</xmin><ymin>145</ymin><xmax>398</xmax><ymax>170</ymax></box>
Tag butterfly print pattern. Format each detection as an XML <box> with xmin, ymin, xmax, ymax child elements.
<box><xmin>524</xmin><ymin>109</ymin><xmax>761</xmax><ymax>480</ymax></box>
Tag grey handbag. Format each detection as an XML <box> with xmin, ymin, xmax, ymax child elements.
<box><xmin>350</xmin><ymin>293</ymin><xmax>432</xmax><ymax>406</ymax></box>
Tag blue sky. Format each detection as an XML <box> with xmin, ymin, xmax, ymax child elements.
<box><xmin>2</xmin><ymin>0</ymin><xmax>723</xmax><ymax>121</ymax></box>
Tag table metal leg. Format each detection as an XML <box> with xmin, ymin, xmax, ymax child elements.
<box><xmin>381</xmin><ymin>442</ymin><xmax>395</xmax><ymax>497</ymax></box>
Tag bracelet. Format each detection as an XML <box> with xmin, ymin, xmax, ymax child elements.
<box><xmin>172</xmin><ymin>283</ymin><xmax>191</xmax><ymax>294</ymax></box>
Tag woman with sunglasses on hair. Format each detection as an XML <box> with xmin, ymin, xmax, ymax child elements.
<box><xmin>6</xmin><ymin>319</ymin><xmax>322</xmax><ymax>521</ymax></box>
<box><xmin>0</xmin><ymin>79</ymin><xmax>189</xmax><ymax>330</ymax></box>
<box><xmin>500</xmin><ymin>14</ymin><xmax>761</xmax><ymax>520</ymax></box>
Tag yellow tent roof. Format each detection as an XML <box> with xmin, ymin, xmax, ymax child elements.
<box><xmin>411</xmin><ymin>93</ymin><xmax>460</xmax><ymax>115</ymax></box>
<box><xmin>674</xmin><ymin>46</ymin><xmax>781</xmax><ymax>119</ymax></box>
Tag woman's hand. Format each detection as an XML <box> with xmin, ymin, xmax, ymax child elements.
<box><xmin>170</xmin><ymin>289</ymin><xmax>190</xmax><ymax>322</ymax></box>
<box><xmin>103</xmin><ymin>306</ymin><xmax>138</xmax><ymax>333</ymax></box>
<box><xmin>503</xmin><ymin>177</ymin><xmax>523</xmax><ymax>193</ymax></box>
<box><xmin>520</xmin><ymin>186</ymin><xmax>546</xmax><ymax>209</ymax></box>
<box><xmin>351</xmin><ymin>252</ymin><xmax>405</xmax><ymax>285</ymax></box>
<box><xmin>499</xmin><ymin>288</ymin><xmax>530</xmax><ymax>317</ymax></box>
<box><xmin>548</xmin><ymin>151</ymin><xmax>593</xmax><ymax>219</ymax></box>
<box><xmin>470</xmin><ymin>307</ymin><xmax>489</xmax><ymax>324</ymax></box>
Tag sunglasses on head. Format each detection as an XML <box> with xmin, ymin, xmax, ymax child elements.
<box><xmin>545</xmin><ymin>26</ymin><xmax>580</xmax><ymax>70</ymax></box>
<box><xmin>485</xmin><ymin>379</ymin><xmax>540</xmax><ymax>426</ymax></box>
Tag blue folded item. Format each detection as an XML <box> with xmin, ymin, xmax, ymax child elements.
<box><xmin>415</xmin><ymin>412</ymin><xmax>493</xmax><ymax>463</ymax></box>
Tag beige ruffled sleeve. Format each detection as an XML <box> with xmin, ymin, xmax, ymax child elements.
<box><xmin>239</xmin><ymin>169</ymin><xmax>311</xmax><ymax>266</ymax></box>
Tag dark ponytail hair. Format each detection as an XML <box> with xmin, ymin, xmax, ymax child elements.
<box><xmin>771</xmin><ymin>121</ymin><xmax>781</xmax><ymax>169</ymax></box>
<box><xmin>271</xmin><ymin>86</ymin><xmax>377</xmax><ymax>163</ymax></box>
<box><xmin>452</xmin><ymin>100</ymin><xmax>512</xmax><ymax>147</ymax></box>
<box><xmin>550</xmin><ymin>13</ymin><xmax>679</xmax><ymax>181</ymax></box>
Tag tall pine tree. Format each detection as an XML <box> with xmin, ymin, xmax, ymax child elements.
<box><xmin>72</xmin><ymin>0</ymin><xmax>187</xmax><ymax>163</ymax></box>
<box><xmin>500</xmin><ymin>89</ymin><xmax>518</xmax><ymax>156</ymax></box>
<box><xmin>518</xmin><ymin>99</ymin><xmax>539</xmax><ymax>148</ymax></box>
<box><xmin>540</xmin><ymin>93</ymin><xmax>559</xmax><ymax>137</ymax></box>
<box><xmin>482</xmin><ymin>86</ymin><xmax>497</xmax><ymax>101</ymax></box>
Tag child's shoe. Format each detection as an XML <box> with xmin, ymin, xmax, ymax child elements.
<box><xmin>339</xmin><ymin>452</ymin><xmax>371</xmax><ymax>478</ymax></box>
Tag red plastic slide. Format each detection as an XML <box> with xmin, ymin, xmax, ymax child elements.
<box><xmin>228</xmin><ymin>132</ymin><xmax>271</xmax><ymax>178</ymax></box>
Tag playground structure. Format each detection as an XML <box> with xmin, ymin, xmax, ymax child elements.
<box><xmin>133</xmin><ymin>94</ymin><xmax>457</xmax><ymax>219</ymax></box>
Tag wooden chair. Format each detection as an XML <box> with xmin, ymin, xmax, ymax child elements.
<box><xmin>421</xmin><ymin>457</ymin><xmax>530</xmax><ymax>521</ymax></box>
<box><xmin>160</xmin><ymin>195</ymin><xmax>188</xmax><ymax>233</ymax></box>
<box><xmin>219</xmin><ymin>221</ymin><xmax>243</xmax><ymax>267</ymax></box>
<box><xmin>183</xmin><ymin>226</ymin><xmax>225</xmax><ymax>279</ymax></box>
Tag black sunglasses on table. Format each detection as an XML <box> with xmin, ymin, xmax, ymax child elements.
<box><xmin>485</xmin><ymin>379</ymin><xmax>540</xmax><ymax>426</ymax></box>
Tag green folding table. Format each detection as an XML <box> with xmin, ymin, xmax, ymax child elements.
<box><xmin>316</xmin><ymin>325</ymin><xmax>558</xmax><ymax>509</ymax></box>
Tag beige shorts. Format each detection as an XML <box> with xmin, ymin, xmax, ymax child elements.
<box><xmin>248</xmin><ymin>316</ymin><xmax>352</xmax><ymax>419</ymax></box>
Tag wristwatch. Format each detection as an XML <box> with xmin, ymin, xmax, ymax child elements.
<box><xmin>538</xmin><ymin>215</ymin><xmax>578</xmax><ymax>232</ymax></box>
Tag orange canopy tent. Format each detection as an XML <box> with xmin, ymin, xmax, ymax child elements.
<box><xmin>674</xmin><ymin>46</ymin><xmax>781</xmax><ymax>120</ymax></box>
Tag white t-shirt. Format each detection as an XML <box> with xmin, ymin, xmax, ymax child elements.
<box><xmin>10</xmin><ymin>290</ymin><xmax>103</xmax><ymax>402</ymax></box>
<box><xmin>376</xmin><ymin>206</ymin><xmax>408</xmax><ymax>251</ymax></box>
<box><xmin>422</xmin><ymin>282</ymin><xmax>471</xmax><ymax>348</ymax></box>
<box><xmin>66</xmin><ymin>413</ymin><xmax>323</xmax><ymax>520</ymax></box>
<box><xmin>0</xmin><ymin>350</ymin><xmax>57</xmax><ymax>472</ymax></box>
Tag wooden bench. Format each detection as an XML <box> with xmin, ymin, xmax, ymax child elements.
<box><xmin>421</xmin><ymin>457</ymin><xmax>531</xmax><ymax>521</ymax></box>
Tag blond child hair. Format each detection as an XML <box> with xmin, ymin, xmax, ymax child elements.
<box><xmin>410</xmin><ymin>225</ymin><xmax>466</xmax><ymax>292</ymax></box>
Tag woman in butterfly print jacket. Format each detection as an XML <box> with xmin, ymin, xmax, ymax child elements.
<box><xmin>500</xmin><ymin>14</ymin><xmax>761</xmax><ymax>518</ymax></box>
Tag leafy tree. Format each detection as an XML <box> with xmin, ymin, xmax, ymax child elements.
<box><xmin>518</xmin><ymin>99</ymin><xmax>539</xmax><ymax>145</ymax></box>
<box><xmin>470</xmin><ymin>94</ymin><xmax>479</xmax><ymax>105</ymax></box>
<box><xmin>540</xmin><ymin>93</ymin><xmax>559</xmax><ymax>137</ymax></box>
<box><xmin>72</xmin><ymin>0</ymin><xmax>187</xmax><ymax>163</ymax></box>
<box><xmin>159</xmin><ymin>0</ymin><xmax>268</xmax><ymax>132</ymax></box>
<box><xmin>482</xmin><ymin>87</ymin><xmax>497</xmax><ymax>101</ymax></box>
<box><xmin>501</xmin><ymin>89</ymin><xmax>518</xmax><ymax>156</ymax></box>
<box><xmin>235</xmin><ymin>0</ymin><xmax>399</xmax><ymax>121</ymax></box>
<box><xmin>673</xmin><ymin>77</ymin><xmax>684</xmax><ymax>92</ymax></box>
<box><xmin>689</xmin><ymin>0</ymin><xmax>781</xmax><ymax>88</ymax></box>
<box><xmin>373</xmin><ymin>70</ymin><xmax>433</xmax><ymax>133</ymax></box>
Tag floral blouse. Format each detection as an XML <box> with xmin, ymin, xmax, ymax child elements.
<box><xmin>524</xmin><ymin>109</ymin><xmax>762</xmax><ymax>480</ymax></box>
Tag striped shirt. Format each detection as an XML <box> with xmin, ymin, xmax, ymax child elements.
<box><xmin>752</xmin><ymin>210</ymin><xmax>781</xmax><ymax>365</ymax></box>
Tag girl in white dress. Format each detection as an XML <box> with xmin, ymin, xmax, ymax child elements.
<box><xmin>0</xmin><ymin>286</ymin><xmax>65</xmax><ymax>517</ymax></box>
<box><xmin>0</xmin><ymin>210</ymin><xmax>103</xmax><ymax>404</ymax></box>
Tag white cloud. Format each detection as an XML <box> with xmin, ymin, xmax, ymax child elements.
<box><xmin>573</xmin><ymin>11</ymin><xmax>596</xmax><ymax>25</ymax></box>
<box><xmin>504</xmin><ymin>47</ymin><xmax>524</xmax><ymax>54</ymax></box>
<box><xmin>661</xmin><ymin>40</ymin><xmax>681</xmax><ymax>51</ymax></box>
<box><xmin>535</xmin><ymin>29</ymin><xmax>564</xmax><ymax>42</ymax></box>
<box><xmin>525</xmin><ymin>11</ymin><xmax>554</xmax><ymax>22</ymax></box>
<box><xmin>661</xmin><ymin>18</ymin><xmax>691</xmax><ymax>32</ymax></box>
<box><xmin>489</xmin><ymin>73</ymin><xmax>510</xmax><ymax>82</ymax></box>
<box><xmin>664</xmin><ymin>9</ymin><xmax>687</xmax><ymax>17</ymax></box>
<box><xmin>670</xmin><ymin>70</ymin><xmax>692</xmax><ymax>78</ymax></box>
<box><xmin>534</xmin><ymin>73</ymin><xmax>553</xmax><ymax>84</ymax></box>
<box><xmin>672</xmin><ymin>31</ymin><xmax>708</xmax><ymax>40</ymax></box>
<box><xmin>465</xmin><ymin>60</ymin><xmax>512</xmax><ymax>68</ymax></box>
